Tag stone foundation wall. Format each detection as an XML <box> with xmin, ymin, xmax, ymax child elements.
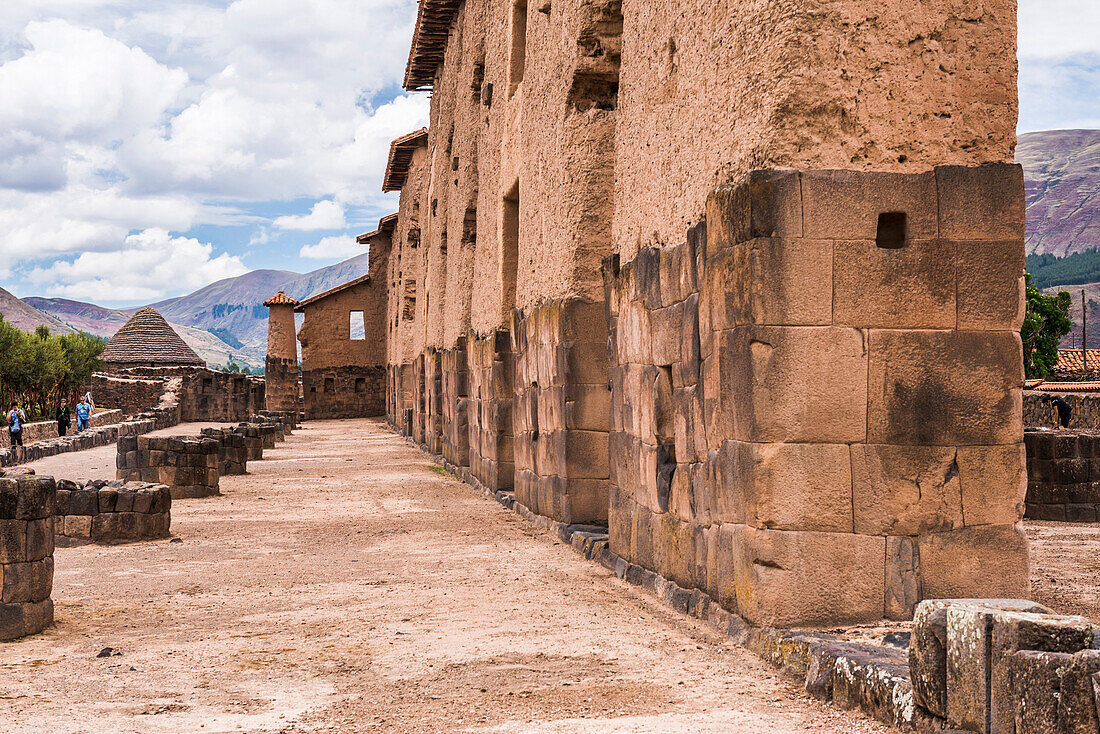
<box><xmin>0</xmin><ymin>472</ymin><xmax>55</xmax><ymax>640</ymax></box>
<box><xmin>199</xmin><ymin>429</ymin><xmax>249</xmax><ymax>475</ymax></box>
<box><xmin>512</xmin><ymin>300</ymin><xmax>611</xmax><ymax>526</ymax></box>
<box><xmin>301</xmin><ymin>365</ymin><xmax>385</xmax><ymax>420</ymax></box>
<box><xmin>91</xmin><ymin>373</ymin><xmax>166</xmax><ymax>415</ymax></box>
<box><xmin>1023</xmin><ymin>428</ymin><xmax>1100</xmax><ymax>522</ymax></box>
<box><xmin>55</xmin><ymin>479</ymin><xmax>171</xmax><ymax>544</ymax></box>
<box><xmin>116</xmin><ymin>435</ymin><xmax>220</xmax><ymax>499</ymax></box>
<box><xmin>424</xmin><ymin>352</ymin><xmax>443</xmax><ymax>455</ymax></box>
<box><xmin>604</xmin><ymin>166</ymin><xmax>1028</xmax><ymax>628</ymax></box>
<box><xmin>180</xmin><ymin>371</ymin><xmax>265</xmax><ymax>423</ymax></box>
<box><xmin>1024</xmin><ymin>391</ymin><xmax>1100</xmax><ymax>430</ymax></box>
<box><xmin>441</xmin><ymin>339</ymin><xmax>470</xmax><ymax>468</ymax></box>
<box><xmin>265</xmin><ymin>356</ymin><xmax>299</xmax><ymax>414</ymax></box>
<box><xmin>466</xmin><ymin>331</ymin><xmax>515</xmax><ymax>492</ymax></box>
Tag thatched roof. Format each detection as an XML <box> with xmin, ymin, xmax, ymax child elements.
<box><xmin>102</xmin><ymin>308</ymin><xmax>205</xmax><ymax>366</ymax></box>
<box><xmin>382</xmin><ymin>128</ymin><xmax>429</xmax><ymax>192</ymax></box>
<box><xmin>404</xmin><ymin>0</ymin><xmax>462</xmax><ymax>90</ymax></box>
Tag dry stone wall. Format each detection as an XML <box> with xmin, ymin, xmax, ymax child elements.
<box><xmin>199</xmin><ymin>429</ymin><xmax>249</xmax><ymax>476</ymax></box>
<box><xmin>603</xmin><ymin>165</ymin><xmax>1028</xmax><ymax>628</ymax></box>
<box><xmin>301</xmin><ymin>365</ymin><xmax>385</xmax><ymax>420</ymax></box>
<box><xmin>91</xmin><ymin>373</ymin><xmax>166</xmax><ymax>415</ymax></box>
<box><xmin>20</xmin><ymin>410</ymin><xmax>124</xmax><ymax>445</ymax></box>
<box><xmin>0</xmin><ymin>472</ymin><xmax>55</xmax><ymax>640</ymax></box>
<box><xmin>465</xmin><ymin>331</ymin><xmax>515</xmax><ymax>492</ymax></box>
<box><xmin>55</xmin><ymin>479</ymin><xmax>171</xmax><ymax>544</ymax></box>
<box><xmin>440</xmin><ymin>338</ymin><xmax>470</xmax><ymax>469</ymax></box>
<box><xmin>1024</xmin><ymin>391</ymin><xmax>1100</xmax><ymax>430</ymax></box>
<box><xmin>512</xmin><ymin>300</ymin><xmax>611</xmax><ymax>526</ymax></box>
<box><xmin>116</xmin><ymin>435</ymin><xmax>220</xmax><ymax>499</ymax></box>
<box><xmin>1023</xmin><ymin>428</ymin><xmax>1100</xmax><ymax>522</ymax></box>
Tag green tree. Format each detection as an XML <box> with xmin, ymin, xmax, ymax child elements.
<box><xmin>1022</xmin><ymin>274</ymin><xmax>1073</xmax><ymax>378</ymax></box>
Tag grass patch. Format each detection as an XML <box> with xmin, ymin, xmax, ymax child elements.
<box><xmin>427</xmin><ymin>464</ymin><xmax>457</xmax><ymax>480</ymax></box>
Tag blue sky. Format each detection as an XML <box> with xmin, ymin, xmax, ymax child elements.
<box><xmin>0</xmin><ymin>0</ymin><xmax>1095</xmax><ymax>307</ymax></box>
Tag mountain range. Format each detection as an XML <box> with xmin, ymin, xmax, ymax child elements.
<box><xmin>1019</xmin><ymin>129</ymin><xmax>1100</xmax><ymax>257</ymax></box>
<box><xmin>4</xmin><ymin>250</ymin><xmax>373</xmax><ymax>369</ymax></box>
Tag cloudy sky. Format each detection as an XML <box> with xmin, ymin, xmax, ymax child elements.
<box><xmin>0</xmin><ymin>0</ymin><xmax>1094</xmax><ymax>307</ymax></box>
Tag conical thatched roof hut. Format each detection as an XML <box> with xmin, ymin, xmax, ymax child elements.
<box><xmin>102</xmin><ymin>307</ymin><xmax>205</xmax><ymax>371</ymax></box>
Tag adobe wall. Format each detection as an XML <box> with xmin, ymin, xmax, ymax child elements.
<box><xmin>388</xmin><ymin>146</ymin><xmax>431</xmax><ymax>369</ymax></box>
<box><xmin>298</xmin><ymin>274</ymin><xmax>388</xmax><ymax>420</ymax></box>
<box><xmin>265</xmin><ymin>302</ymin><xmax>300</xmax><ymax>415</ymax></box>
<box><xmin>612</xmin><ymin>0</ymin><xmax>1018</xmax><ymax>263</ymax></box>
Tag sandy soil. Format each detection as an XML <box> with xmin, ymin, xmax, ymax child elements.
<box><xmin>1027</xmin><ymin>520</ymin><xmax>1100</xmax><ymax>621</ymax></box>
<box><xmin>0</xmin><ymin>419</ymin><xmax>889</xmax><ymax>734</ymax></box>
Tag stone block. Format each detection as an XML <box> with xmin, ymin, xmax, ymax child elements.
<box><xmin>0</xmin><ymin>479</ymin><xmax>16</xmax><ymax>520</ymax></box>
<box><xmin>565</xmin><ymin>384</ymin><xmax>610</xmax><ymax>432</ymax></box>
<box><xmin>702</xmin><ymin>245</ymin><xmax>751</xmax><ymax>332</ymax></box>
<box><xmin>69</xmin><ymin>488</ymin><xmax>97</xmax><ymax>516</ymax></box>
<box><xmin>850</xmin><ymin>445</ymin><xmax>963</xmax><ymax>535</ymax></box>
<box><xmin>884</xmin><ymin>536</ymin><xmax>920</xmax><ymax>621</ymax></box>
<box><xmin>706</xmin><ymin>170</ymin><xmax>803</xmax><ymax>251</ymax></box>
<box><xmin>910</xmin><ymin>599</ymin><xmax>1051</xmax><ymax>722</ymax></box>
<box><xmin>25</xmin><ymin>518</ymin><xmax>52</xmax><ymax>562</ymax></box>
<box><xmin>2</xmin><ymin>557</ymin><xmax>53</xmax><ymax>603</ymax></box>
<box><xmin>918</xmin><ymin>524</ymin><xmax>1029</xmax><ymax>601</ymax></box>
<box><xmin>63</xmin><ymin>514</ymin><xmax>91</xmax><ymax>539</ymax></box>
<box><xmin>98</xmin><ymin>488</ymin><xmax>117</xmax><ymax>514</ymax></box>
<box><xmin>721</xmin><ymin>326</ymin><xmax>868</xmax><ymax>443</ymax></box>
<box><xmin>650</xmin><ymin>301</ymin><xmax>684</xmax><ymax>367</ymax></box>
<box><xmin>0</xmin><ymin>598</ymin><xmax>52</xmax><ymax>641</ymax></box>
<box><xmin>739</xmin><ymin>442</ymin><xmax>853</xmax><ymax>532</ymax></box>
<box><xmin>957</xmin><ymin>443</ymin><xmax>1026</xmax><ymax>526</ymax></box>
<box><xmin>0</xmin><ymin>519</ymin><xmax>25</xmax><ymax>563</ymax></box>
<box><xmin>957</xmin><ymin>240</ymin><xmax>1025</xmax><ymax>331</ymax></box>
<box><xmin>936</xmin><ymin>164</ymin><xmax>1026</xmax><ymax>241</ymax></box>
<box><xmin>801</xmin><ymin>169</ymin><xmax>938</xmax><ymax>240</ymax></box>
<box><xmin>114</xmin><ymin>490</ymin><xmax>134</xmax><ymax>512</ymax></box>
<box><xmin>989</xmin><ymin>611</ymin><xmax>1095</xmax><ymax>733</ymax></box>
<box><xmin>867</xmin><ymin>329</ymin><xmax>1022</xmax><ymax>445</ymax></box>
<box><xmin>608</xmin><ymin>485</ymin><xmax>634</xmax><ymax>559</ymax></box>
<box><xmin>729</xmin><ymin>526</ymin><xmax>885</xmax><ymax>627</ymax></box>
<box><xmin>16</xmin><ymin>476</ymin><xmax>54</xmax><ymax>520</ymax></box>
<box><xmin>832</xmin><ymin>238</ymin><xmax>956</xmax><ymax>328</ymax></box>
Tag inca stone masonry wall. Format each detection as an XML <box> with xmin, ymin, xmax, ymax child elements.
<box><xmin>55</xmin><ymin>479</ymin><xmax>171</xmax><ymax>545</ymax></box>
<box><xmin>0</xmin><ymin>472</ymin><xmax>55</xmax><ymax>640</ymax></box>
<box><xmin>377</xmin><ymin>0</ymin><xmax>1027</xmax><ymax>627</ymax></box>
<box><xmin>1023</xmin><ymin>429</ymin><xmax>1100</xmax><ymax>523</ymax></box>
<box><xmin>1024</xmin><ymin>391</ymin><xmax>1100</xmax><ymax>430</ymax></box>
<box><xmin>117</xmin><ymin>435</ymin><xmax>220</xmax><ymax>500</ymax></box>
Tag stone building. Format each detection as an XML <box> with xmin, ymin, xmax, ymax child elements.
<box><xmin>363</xmin><ymin>0</ymin><xmax>1030</xmax><ymax>627</ymax></box>
<box><xmin>293</xmin><ymin>216</ymin><xmax>393</xmax><ymax>420</ymax></box>
<box><xmin>101</xmin><ymin>308</ymin><xmax>206</xmax><ymax>373</ymax></box>
<box><xmin>263</xmin><ymin>291</ymin><xmax>300</xmax><ymax>415</ymax></box>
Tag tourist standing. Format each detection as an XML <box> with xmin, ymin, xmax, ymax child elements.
<box><xmin>56</xmin><ymin>399</ymin><xmax>71</xmax><ymax>437</ymax></box>
<box><xmin>75</xmin><ymin>396</ymin><xmax>91</xmax><ymax>432</ymax></box>
<box><xmin>7</xmin><ymin>402</ymin><xmax>25</xmax><ymax>450</ymax></box>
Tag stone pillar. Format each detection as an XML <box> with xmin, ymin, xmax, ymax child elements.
<box><xmin>0</xmin><ymin>472</ymin><xmax>55</xmax><ymax>640</ymax></box>
<box><xmin>263</xmin><ymin>291</ymin><xmax>300</xmax><ymax>415</ymax></box>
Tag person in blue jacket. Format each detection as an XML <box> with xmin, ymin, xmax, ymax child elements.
<box><xmin>75</xmin><ymin>396</ymin><xmax>91</xmax><ymax>432</ymax></box>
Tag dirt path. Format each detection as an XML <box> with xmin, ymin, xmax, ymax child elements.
<box><xmin>1027</xmin><ymin>520</ymin><xmax>1100</xmax><ymax>621</ymax></box>
<box><xmin>21</xmin><ymin>422</ymin><xmax>229</xmax><ymax>482</ymax></box>
<box><xmin>0</xmin><ymin>419</ymin><xmax>887</xmax><ymax>733</ymax></box>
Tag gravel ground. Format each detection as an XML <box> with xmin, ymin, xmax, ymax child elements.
<box><xmin>0</xmin><ymin>419</ymin><xmax>889</xmax><ymax>733</ymax></box>
<box><xmin>1027</xmin><ymin>520</ymin><xmax>1100</xmax><ymax>621</ymax></box>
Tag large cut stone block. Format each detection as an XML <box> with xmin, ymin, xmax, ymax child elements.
<box><xmin>832</xmin><ymin>238</ymin><xmax>956</xmax><ymax>329</ymax></box>
<box><xmin>918</xmin><ymin>524</ymin><xmax>1030</xmax><ymax>601</ymax></box>
<box><xmin>936</xmin><ymin>164</ymin><xmax>1026</xmax><ymax>242</ymax></box>
<box><xmin>743</xmin><ymin>238</ymin><xmax>833</xmax><ymax>326</ymax></box>
<box><xmin>721</xmin><ymin>326</ymin><xmax>868</xmax><ymax>444</ymax></box>
<box><xmin>801</xmin><ymin>169</ymin><xmax>938</xmax><ymax>240</ymax></box>
<box><xmin>957</xmin><ymin>240</ymin><xmax>1025</xmax><ymax>331</ymax></box>
<box><xmin>884</xmin><ymin>536</ymin><xmax>920</xmax><ymax>621</ymax></box>
<box><xmin>738</xmin><ymin>441</ymin><xmax>853</xmax><ymax>532</ymax></box>
<box><xmin>850</xmin><ymin>444</ymin><xmax>963</xmax><ymax>535</ymax></box>
<box><xmin>730</xmin><ymin>526</ymin><xmax>885</xmax><ymax>627</ymax></box>
<box><xmin>867</xmin><ymin>329</ymin><xmax>1022</xmax><ymax>446</ymax></box>
<box><xmin>989</xmin><ymin>611</ymin><xmax>1095</xmax><ymax>733</ymax></box>
<box><xmin>910</xmin><ymin>599</ymin><xmax>1052</xmax><ymax>720</ymax></box>
<box><xmin>957</xmin><ymin>443</ymin><xmax>1027</xmax><ymax>527</ymax></box>
<box><xmin>706</xmin><ymin>170</ymin><xmax>803</xmax><ymax>251</ymax></box>
<box><xmin>2</xmin><ymin>557</ymin><xmax>53</xmax><ymax>604</ymax></box>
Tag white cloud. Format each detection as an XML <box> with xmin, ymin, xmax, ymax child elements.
<box><xmin>299</xmin><ymin>234</ymin><xmax>362</xmax><ymax>259</ymax></box>
<box><xmin>1019</xmin><ymin>2</ymin><xmax>1100</xmax><ymax>60</ymax></box>
<box><xmin>275</xmin><ymin>200</ymin><xmax>346</xmax><ymax>231</ymax></box>
<box><xmin>26</xmin><ymin>228</ymin><xmax>248</xmax><ymax>301</ymax></box>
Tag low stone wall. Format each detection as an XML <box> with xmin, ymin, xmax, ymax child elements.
<box><xmin>91</xmin><ymin>373</ymin><xmax>166</xmax><ymax>415</ymax></box>
<box><xmin>0</xmin><ymin>403</ymin><xmax>182</xmax><ymax>468</ymax></box>
<box><xmin>199</xmin><ymin>428</ymin><xmax>248</xmax><ymax>475</ymax></box>
<box><xmin>910</xmin><ymin>598</ymin><xmax>1099</xmax><ymax>732</ymax></box>
<box><xmin>20</xmin><ymin>409</ymin><xmax>124</xmax><ymax>445</ymax></box>
<box><xmin>116</xmin><ymin>435</ymin><xmax>220</xmax><ymax>499</ymax></box>
<box><xmin>1024</xmin><ymin>428</ymin><xmax>1100</xmax><ymax>522</ymax></box>
<box><xmin>0</xmin><ymin>471</ymin><xmax>55</xmax><ymax>640</ymax></box>
<box><xmin>302</xmin><ymin>364</ymin><xmax>386</xmax><ymax>420</ymax></box>
<box><xmin>55</xmin><ymin>479</ymin><xmax>171</xmax><ymax>545</ymax></box>
<box><xmin>1025</xmin><ymin>391</ymin><xmax>1100</xmax><ymax>430</ymax></box>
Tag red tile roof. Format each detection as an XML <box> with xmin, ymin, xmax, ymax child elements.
<box><xmin>1054</xmin><ymin>349</ymin><xmax>1100</xmax><ymax>373</ymax></box>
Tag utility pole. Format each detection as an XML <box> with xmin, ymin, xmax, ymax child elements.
<box><xmin>1084</xmin><ymin>290</ymin><xmax>1088</xmax><ymax>373</ymax></box>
